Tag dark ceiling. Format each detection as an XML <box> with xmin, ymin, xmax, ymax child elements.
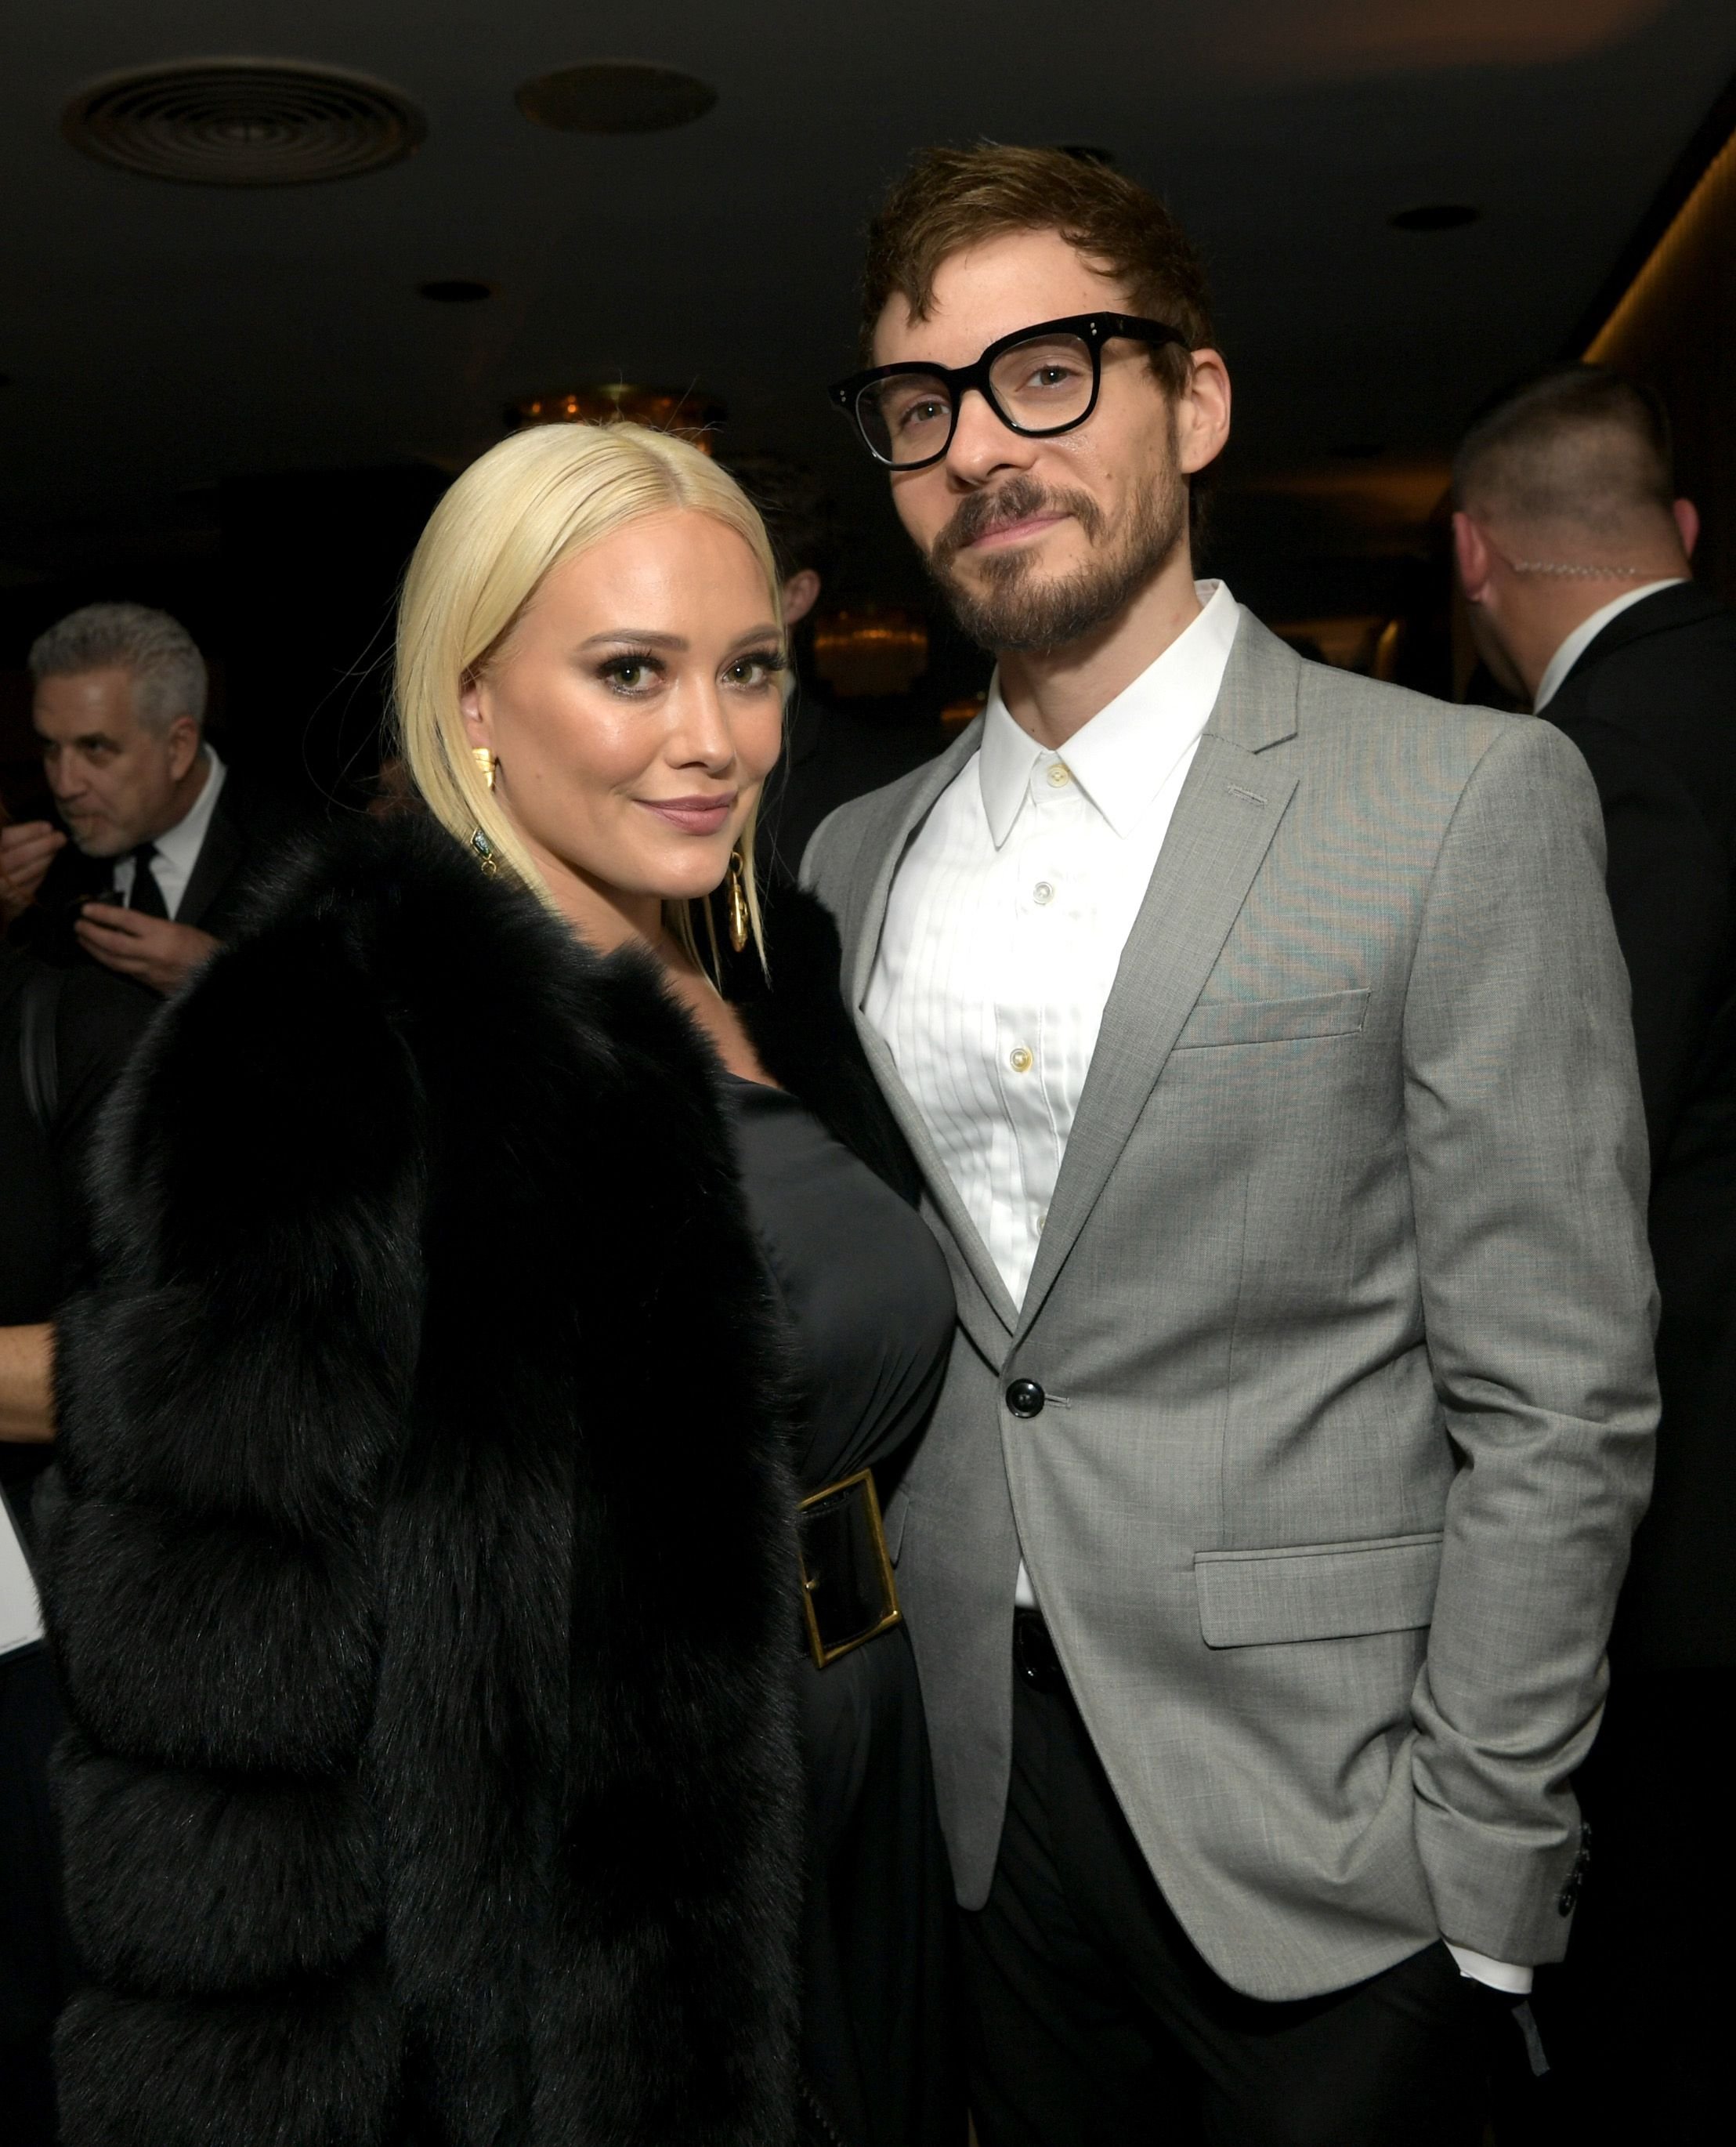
<box><xmin>4</xmin><ymin>1</ymin><xmax>1734</xmax><ymax>648</ymax></box>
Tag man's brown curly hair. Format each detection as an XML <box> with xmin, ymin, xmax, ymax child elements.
<box><xmin>859</xmin><ymin>143</ymin><xmax>1214</xmax><ymax>396</ymax></box>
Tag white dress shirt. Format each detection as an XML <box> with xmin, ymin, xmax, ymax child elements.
<box><xmin>867</xmin><ymin>580</ymin><xmax>1239</xmax><ymax>1322</ymax></box>
<box><xmin>113</xmin><ymin>745</ymin><xmax>227</xmax><ymax>919</ymax></box>
<box><xmin>866</xmin><ymin>580</ymin><xmax>1529</xmax><ymax>1993</ymax></box>
<box><xmin>1532</xmin><ymin>580</ymin><xmax>1685</xmax><ymax>711</ymax></box>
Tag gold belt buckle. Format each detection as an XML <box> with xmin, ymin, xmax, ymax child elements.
<box><xmin>796</xmin><ymin>1467</ymin><xmax>902</xmax><ymax>1670</ymax></box>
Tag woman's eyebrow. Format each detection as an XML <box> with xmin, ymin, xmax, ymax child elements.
<box><xmin>577</xmin><ymin>628</ymin><xmax>688</xmax><ymax>650</ymax></box>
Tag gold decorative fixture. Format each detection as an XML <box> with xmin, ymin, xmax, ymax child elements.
<box><xmin>62</xmin><ymin>59</ymin><xmax>425</xmax><ymax>186</ymax></box>
<box><xmin>508</xmin><ymin>383</ymin><xmax>724</xmax><ymax>448</ymax></box>
<box><xmin>515</xmin><ymin>63</ymin><xmax>716</xmax><ymax>136</ymax></box>
<box><xmin>812</xmin><ymin>608</ymin><xmax>930</xmax><ymax>699</ymax></box>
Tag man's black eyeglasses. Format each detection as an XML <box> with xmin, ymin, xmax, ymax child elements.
<box><xmin>828</xmin><ymin>313</ymin><xmax>1187</xmax><ymax>471</ymax></box>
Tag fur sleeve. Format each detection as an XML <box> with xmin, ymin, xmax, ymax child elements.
<box><xmin>39</xmin><ymin>908</ymin><xmax>425</xmax><ymax>2146</ymax></box>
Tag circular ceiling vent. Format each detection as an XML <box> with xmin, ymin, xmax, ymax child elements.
<box><xmin>63</xmin><ymin>58</ymin><xmax>425</xmax><ymax>186</ymax></box>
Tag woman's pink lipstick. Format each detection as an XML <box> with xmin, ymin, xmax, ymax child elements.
<box><xmin>636</xmin><ymin>791</ymin><xmax>737</xmax><ymax>835</ymax></box>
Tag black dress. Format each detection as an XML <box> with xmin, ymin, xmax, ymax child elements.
<box><xmin>724</xmin><ymin>1075</ymin><xmax>964</xmax><ymax>2147</ymax></box>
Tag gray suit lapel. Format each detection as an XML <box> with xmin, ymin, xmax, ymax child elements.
<box><xmin>844</xmin><ymin>722</ymin><xmax>1022</xmax><ymax>1344</ymax></box>
<box><xmin>1014</xmin><ymin>617</ymin><xmax>1303</xmax><ymax>1339</ymax></box>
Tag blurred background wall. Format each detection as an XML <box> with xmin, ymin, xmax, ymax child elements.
<box><xmin>2</xmin><ymin>2</ymin><xmax>1735</xmax><ymax>811</ymax></box>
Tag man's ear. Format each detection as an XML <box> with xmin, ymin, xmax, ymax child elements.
<box><xmin>780</xmin><ymin>569</ymin><xmax>822</xmax><ymax>629</ymax></box>
<box><xmin>1452</xmin><ymin>512</ymin><xmax>1492</xmax><ymax>602</ymax></box>
<box><xmin>1175</xmin><ymin>349</ymin><xmax>1231</xmax><ymax>478</ymax></box>
<box><xmin>165</xmin><ymin>715</ymin><xmax>202</xmax><ymax>782</ymax></box>
<box><xmin>1673</xmin><ymin>497</ymin><xmax>1700</xmax><ymax>561</ymax></box>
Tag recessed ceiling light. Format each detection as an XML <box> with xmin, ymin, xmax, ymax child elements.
<box><xmin>62</xmin><ymin>59</ymin><xmax>425</xmax><ymax>186</ymax></box>
<box><xmin>515</xmin><ymin>63</ymin><xmax>717</xmax><ymax>136</ymax></box>
<box><xmin>418</xmin><ymin>278</ymin><xmax>496</xmax><ymax>303</ymax></box>
<box><xmin>1389</xmin><ymin>203</ymin><xmax>1481</xmax><ymax>233</ymax></box>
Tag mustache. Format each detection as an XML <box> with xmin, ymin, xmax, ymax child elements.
<box><xmin>931</xmin><ymin>476</ymin><xmax>1105</xmax><ymax>568</ymax></box>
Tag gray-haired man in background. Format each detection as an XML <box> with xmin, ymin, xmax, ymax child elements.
<box><xmin>2</xmin><ymin>603</ymin><xmax>297</xmax><ymax>995</ymax></box>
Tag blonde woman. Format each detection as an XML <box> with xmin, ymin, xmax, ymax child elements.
<box><xmin>40</xmin><ymin>425</ymin><xmax>961</xmax><ymax>2146</ymax></box>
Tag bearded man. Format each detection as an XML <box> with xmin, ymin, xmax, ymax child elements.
<box><xmin>803</xmin><ymin>145</ymin><xmax>1657</xmax><ymax>2145</ymax></box>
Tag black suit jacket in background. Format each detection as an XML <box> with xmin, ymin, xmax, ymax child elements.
<box><xmin>1541</xmin><ymin>581</ymin><xmax>1736</xmax><ymax>1667</ymax></box>
<box><xmin>22</xmin><ymin>760</ymin><xmax>309</xmax><ymax>961</ymax></box>
<box><xmin>0</xmin><ymin>947</ymin><xmax>157</xmax><ymax>1512</ymax></box>
<box><xmin>756</xmin><ymin>682</ymin><xmax>949</xmax><ymax>887</ymax></box>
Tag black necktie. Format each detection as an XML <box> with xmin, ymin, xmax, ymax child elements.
<box><xmin>127</xmin><ymin>842</ymin><xmax>168</xmax><ymax>919</ymax></box>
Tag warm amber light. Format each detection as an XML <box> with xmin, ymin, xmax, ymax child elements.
<box><xmin>1586</xmin><ymin>125</ymin><xmax>1736</xmax><ymax>361</ymax></box>
<box><xmin>812</xmin><ymin>607</ymin><xmax>930</xmax><ymax>698</ymax></box>
<box><xmin>506</xmin><ymin>382</ymin><xmax>724</xmax><ymax>449</ymax></box>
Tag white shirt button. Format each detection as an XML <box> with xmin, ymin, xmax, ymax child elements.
<box><xmin>1008</xmin><ymin>1045</ymin><xmax>1034</xmax><ymax>1074</ymax></box>
<box><xmin>1033</xmin><ymin>880</ymin><xmax>1055</xmax><ymax>905</ymax></box>
<box><xmin>1047</xmin><ymin>763</ymin><xmax>1072</xmax><ymax>787</ymax></box>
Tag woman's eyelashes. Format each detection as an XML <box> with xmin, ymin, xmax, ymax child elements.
<box><xmin>595</xmin><ymin>649</ymin><xmax>665</xmax><ymax>695</ymax></box>
<box><xmin>592</xmin><ymin>645</ymin><xmax>787</xmax><ymax>697</ymax></box>
<box><xmin>724</xmin><ymin>646</ymin><xmax>788</xmax><ymax>692</ymax></box>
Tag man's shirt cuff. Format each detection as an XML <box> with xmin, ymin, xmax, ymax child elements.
<box><xmin>1445</xmin><ymin>1942</ymin><xmax>1533</xmax><ymax>1994</ymax></box>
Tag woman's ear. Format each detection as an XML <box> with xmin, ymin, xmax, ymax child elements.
<box><xmin>458</xmin><ymin>670</ymin><xmax>491</xmax><ymax>750</ymax></box>
<box><xmin>780</xmin><ymin>568</ymin><xmax>822</xmax><ymax>628</ymax></box>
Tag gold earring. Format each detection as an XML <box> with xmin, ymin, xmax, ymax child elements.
<box><xmin>472</xmin><ymin>746</ymin><xmax>496</xmax><ymax>791</ymax></box>
<box><xmin>725</xmin><ymin>846</ymin><xmax>750</xmax><ymax>954</ymax></box>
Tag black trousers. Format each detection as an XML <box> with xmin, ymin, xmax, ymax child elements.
<box><xmin>1516</xmin><ymin>1666</ymin><xmax>1733</xmax><ymax>2145</ymax></box>
<box><xmin>960</xmin><ymin>1617</ymin><xmax>1492</xmax><ymax>2147</ymax></box>
<box><xmin>0</xmin><ymin>1643</ymin><xmax>71</xmax><ymax>2147</ymax></box>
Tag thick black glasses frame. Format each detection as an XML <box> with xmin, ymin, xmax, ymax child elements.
<box><xmin>828</xmin><ymin>313</ymin><xmax>1187</xmax><ymax>469</ymax></box>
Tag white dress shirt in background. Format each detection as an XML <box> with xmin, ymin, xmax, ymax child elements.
<box><xmin>113</xmin><ymin>745</ymin><xmax>227</xmax><ymax>919</ymax></box>
<box><xmin>1531</xmin><ymin>580</ymin><xmax>1684</xmax><ymax>710</ymax></box>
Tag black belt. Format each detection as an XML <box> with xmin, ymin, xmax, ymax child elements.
<box><xmin>797</xmin><ymin>1468</ymin><xmax>901</xmax><ymax>1669</ymax></box>
<box><xmin>1013</xmin><ymin>1607</ymin><xmax>1069</xmax><ymax>1693</ymax></box>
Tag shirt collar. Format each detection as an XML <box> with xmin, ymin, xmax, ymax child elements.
<box><xmin>150</xmin><ymin>744</ymin><xmax>226</xmax><ymax>875</ymax></box>
<box><xmin>1532</xmin><ymin>580</ymin><xmax>1686</xmax><ymax>711</ymax></box>
<box><xmin>976</xmin><ymin>581</ymin><xmax>1240</xmax><ymax>845</ymax></box>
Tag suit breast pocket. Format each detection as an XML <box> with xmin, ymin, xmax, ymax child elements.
<box><xmin>1174</xmin><ymin>987</ymin><xmax>1370</xmax><ymax>1049</ymax></box>
<box><xmin>1195</xmin><ymin>1531</ymin><xmax>1442</xmax><ymax>1646</ymax></box>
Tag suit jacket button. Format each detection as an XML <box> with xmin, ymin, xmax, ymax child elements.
<box><xmin>1006</xmin><ymin>1379</ymin><xmax>1046</xmax><ymax>1418</ymax></box>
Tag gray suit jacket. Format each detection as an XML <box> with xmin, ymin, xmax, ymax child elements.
<box><xmin>804</xmin><ymin>614</ymin><xmax>1658</xmax><ymax>2000</ymax></box>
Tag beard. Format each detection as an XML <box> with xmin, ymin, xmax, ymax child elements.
<box><xmin>924</xmin><ymin>466</ymin><xmax>1188</xmax><ymax>656</ymax></box>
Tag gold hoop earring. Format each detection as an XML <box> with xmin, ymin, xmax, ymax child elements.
<box><xmin>472</xmin><ymin>746</ymin><xmax>496</xmax><ymax>791</ymax></box>
<box><xmin>725</xmin><ymin>846</ymin><xmax>750</xmax><ymax>954</ymax></box>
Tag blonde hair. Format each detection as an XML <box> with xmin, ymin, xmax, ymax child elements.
<box><xmin>394</xmin><ymin>421</ymin><xmax>782</xmax><ymax>969</ymax></box>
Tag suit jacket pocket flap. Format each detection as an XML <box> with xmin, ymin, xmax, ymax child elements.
<box><xmin>1195</xmin><ymin>1531</ymin><xmax>1441</xmax><ymax>1646</ymax></box>
<box><xmin>1174</xmin><ymin>987</ymin><xmax>1370</xmax><ymax>1048</ymax></box>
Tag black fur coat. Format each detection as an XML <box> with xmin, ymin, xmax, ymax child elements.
<box><xmin>38</xmin><ymin>816</ymin><xmax>913</xmax><ymax>2147</ymax></box>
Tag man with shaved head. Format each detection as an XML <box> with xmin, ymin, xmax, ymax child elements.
<box><xmin>1456</xmin><ymin>365</ymin><xmax>1736</xmax><ymax>2139</ymax></box>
